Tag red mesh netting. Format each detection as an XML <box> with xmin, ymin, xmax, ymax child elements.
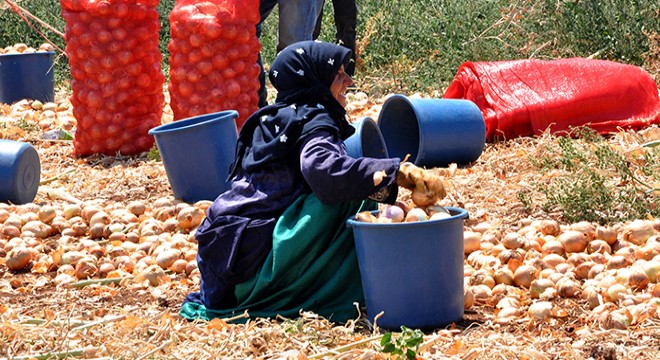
<box><xmin>61</xmin><ymin>0</ymin><xmax>165</xmax><ymax>156</ymax></box>
<box><xmin>168</xmin><ymin>0</ymin><xmax>261</xmax><ymax>129</ymax></box>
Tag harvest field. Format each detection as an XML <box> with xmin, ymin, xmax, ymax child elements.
<box><xmin>1</xmin><ymin>0</ymin><xmax>660</xmax><ymax>358</ymax></box>
<box><xmin>1</xmin><ymin>86</ymin><xmax>659</xmax><ymax>359</ymax></box>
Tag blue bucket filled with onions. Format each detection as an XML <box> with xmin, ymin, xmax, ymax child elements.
<box><xmin>346</xmin><ymin>206</ymin><xmax>468</xmax><ymax>330</ymax></box>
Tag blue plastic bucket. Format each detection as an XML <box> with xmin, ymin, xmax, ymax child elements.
<box><xmin>148</xmin><ymin>110</ymin><xmax>238</xmax><ymax>203</ymax></box>
<box><xmin>346</xmin><ymin>207</ymin><xmax>468</xmax><ymax>330</ymax></box>
<box><xmin>0</xmin><ymin>52</ymin><xmax>55</xmax><ymax>104</ymax></box>
<box><xmin>344</xmin><ymin>117</ymin><xmax>389</xmax><ymax>159</ymax></box>
<box><xmin>0</xmin><ymin>140</ymin><xmax>41</xmax><ymax>204</ymax></box>
<box><xmin>378</xmin><ymin>95</ymin><xmax>486</xmax><ymax>167</ymax></box>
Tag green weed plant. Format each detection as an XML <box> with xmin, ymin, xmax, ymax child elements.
<box><xmin>526</xmin><ymin>127</ymin><xmax>659</xmax><ymax>224</ymax></box>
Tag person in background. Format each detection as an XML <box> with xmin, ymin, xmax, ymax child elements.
<box><xmin>313</xmin><ymin>0</ymin><xmax>358</xmax><ymax>76</ymax></box>
<box><xmin>180</xmin><ymin>40</ymin><xmax>445</xmax><ymax>323</ymax></box>
<box><xmin>256</xmin><ymin>0</ymin><xmax>325</xmax><ymax>107</ymax></box>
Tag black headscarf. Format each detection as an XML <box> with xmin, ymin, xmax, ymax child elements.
<box><xmin>228</xmin><ymin>40</ymin><xmax>354</xmax><ymax>179</ymax></box>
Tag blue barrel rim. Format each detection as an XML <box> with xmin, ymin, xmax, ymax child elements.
<box><xmin>347</xmin><ymin>206</ymin><xmax>469</xmax><ymax>228</ymax></box>
<box><xmin>346</xmin><ymin>116</ymin><xmax>389</xmax><ymax>159</ymax></box>
<box><xmin>379</xmin><ymin>94</ymin><xmax>423</xmax><ymax>163</ymax></box>
<box><xmin>0</xmin><ymin>51</ymin><xmax>56</xmax><ymax>59</ymax></box>
<box><xmin>148</xmin><ymin>110</ymin><xmax>239</xmax><ymax>136</ymax></box>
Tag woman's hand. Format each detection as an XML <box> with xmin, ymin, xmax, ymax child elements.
<box><xmin>396</xmin><ymin>162</ymin><xmax>446</xmax><ymax>206</ymax></box>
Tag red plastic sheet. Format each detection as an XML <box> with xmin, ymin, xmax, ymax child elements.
<box><xmin>443</xmin><ymin>58</ymin><xmax>660</xmax><ymax>141</ymax></box>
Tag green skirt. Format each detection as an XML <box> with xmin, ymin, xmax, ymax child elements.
<box><xmin>180</xmin><ymin>194</ymin><xmax>376</xmax><ymax>323</ymax></box>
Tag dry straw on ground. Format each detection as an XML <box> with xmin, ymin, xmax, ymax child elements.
<box><xmin>1</xmin><ymin>90</ymin><xmax>659</xmax><ymax>359</ymax></box>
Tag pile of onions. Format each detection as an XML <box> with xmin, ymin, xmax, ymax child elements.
<box><xmin>461</xmin><ymin>217</ymin><xmax>660</xmax><ymax>328</ymax></box>
<box><xmin>1</xmin><ymin>198</ymin><xmax>208</xmax><ymax>283</ymax></box>
<box><xmin>1</xmin><ymin>43</ymin><xmax>54</xmax><ymax>55</ymax></box>
<box><xmin>354</xmin><ymin>202</ymin><xmax>452</xmax><ymax>223</ymax></box>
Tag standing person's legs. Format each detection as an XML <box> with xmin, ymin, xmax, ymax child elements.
<box><xmin>331</xmin><ymin>0</ymin><xmax>357</xmax><ymax>75</ymax></box>
<box><xmin>277</xmin><ymin>0</ymin><xmax>325</xmax><ymax>52</ymax></box>
<box><xmin>256</xmin><ymin>0</ymin><xmax>278</xmax><ymax>108</ymax></box>
<box><xmin>312</xmin><ymin>0</ymin><xmax>326</xmax><ymax>40</ymax></box>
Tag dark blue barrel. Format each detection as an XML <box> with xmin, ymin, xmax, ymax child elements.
<box><xmin>344</xmin><ymin>117</ymin><xmax>389</xmax><ymax>159</ymax></box>
<box><xmin>378</xmin><ymin>95</ymin><xmax>486</xmax><ymax>167</ymax></box>
<box><xmin>0</xmin><ymin>140</ymin><xmax>41</xmax><ymax>204</ymax></box>
<box><xmin>0</xmin><ymin>52</ymin><xmax>55</xmax><ymax>104</ymax></box>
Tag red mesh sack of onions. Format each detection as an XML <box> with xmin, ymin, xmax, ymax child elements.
<box><xmin>61</xmin><ymin>0</ymin><xmax>165</xmax><ymax>156</ymax></box>
<box><xmin>168</xmin><ymin>0</ymin><xmax>261</xmax><ymax>129</ymax></box>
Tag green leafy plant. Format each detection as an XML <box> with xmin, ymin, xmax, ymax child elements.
<box><xmin>529</xmin><ymin>127</ymin><xmax>659</xmax><ymax>224</ymax></box>
<box><xmin>380</xmin><ymin>326</ymin><xmax>424</xmax><ymax>360</ymax></box>
<box><xmin>147</xmin><ymin>145</ymin><xmax>161</xmax><ymax>161</ymax></box>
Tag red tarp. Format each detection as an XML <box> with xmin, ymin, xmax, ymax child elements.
<box><xmin>443</xmin><ymin>58</ymin><xmax>660</xmax><ymax>141</ymax></box>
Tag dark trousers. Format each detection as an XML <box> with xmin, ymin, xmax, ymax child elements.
<box><xmin>313</xmin><ymin>0</ymin><xmax>357</xmax><ymax>76</ymax></box>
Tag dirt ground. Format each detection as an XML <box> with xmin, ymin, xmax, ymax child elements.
<box><xmin>1</xmin><ymin>89</ymin><xmax>660</xmax><ymax>359</ymax></box>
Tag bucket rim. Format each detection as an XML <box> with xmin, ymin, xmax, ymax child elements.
<box><xmin>0</xmin><ymin>51</ymin><xmax>55</xmax><ymax>58</ymax></box>
<box><xmin>347</xmin><ymin>116</ymin><xmax>389</xmax><ymax>158</ymax></box>
<box><xmin>379</xmin><ymin>94</ymin><xmax>423</xmax><ymax>162</ymax></box>
<box><xmin>347</xmin><ymin>206</ymin><xmax>468</xmax><ymax>228</ymax></box>
<box><xmin>148</xmin><ymin>110</ymin><xmax>238</xmax><ymax>136</ymax></box>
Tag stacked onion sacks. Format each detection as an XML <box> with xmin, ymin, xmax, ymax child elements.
<box><xmin>168</xmin><ymin>1</ymin><xmax>261</xmax><ymax>128</ymax></box>
<box><xmin>61</xmin><ymin>0</ymin><xmax>165</xmax><ymax>156</ymax></box>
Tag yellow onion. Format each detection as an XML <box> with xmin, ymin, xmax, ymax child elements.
<box><xmin>652</xmin><ymin>283</ymin><xmax>660</xmax><ymax>297</ymax></box>
<box><xmin>595</xmin><ymin>225</ymin><xmax>618</xmax><ymax>245</ymax></box>
<box><xmin>623</xmin><ymin>220</ymin><xmax>655</xmax><ymax>246</ymax></box>
<box><xmin>643</xmin><ymin>261</ymin><xmax>660</xmax><ymax>282</ymax></box>
<box><xmin>464</xmin><ymin>286</ymin><xmax>475</xmax><ymax>309</ymax></box>
<box><xmin>557</xmin><ymin>278</ymin><xmax>582</xmax><ymax>298</ymax></box>
<box><xmin>538</xmin><ymin>219</ymin><xmax>560</xmax><ymax>236</ymax></box>
<box><xmin>156</xmin><ymin>248</ymin><xmax>182</xmax><ymax>270</ymax></box>
<box><xmin>574</xmin><ymin>261</ymin><xmax>596</xmax><ymax>280</ymax></box>
<box><xmin>588</xmin><ymin>263</ymin><xmax>607</xmax><ymax>279</ymax></box>
<box><xmin>501</xmin><ymin>232</ymin><xmax>525</xmax><ymax>250</ymax></box>
<box><xmin>5</xmin><ymin>247</ymin><xmax>32</xmax><ymax>271</ymax></box>
<box><xmin>635</xmin><ymin>243</ymin><xmax>660</xmax><ymax>261</ymax></box>
<box><xmin>498</xmin><ymin>248</ymin><xmax>525</xmax><ymax>265</ymax></box>
<box><xmin>469</xmin><ymin>284</ymin><xmax>493</xmax><ymax>305</ymax></box>
<box><xmin>605</xmin><ymin>283</ymin><xmax>629</xmax><ymax>303</ymax></box>
<box><xmin>587</xmin><ymin>240</ymin><xmax>612</xmax><ymax>255</ymax></box>
<box><xmin>528</xmin><ymin>301</ymin><xmax>553</xmax><ymax>320</ymax></box>
<box><xmin>542</xmin><ymin>253</ymin><xmax>566</xmax><ymax>269</ymax></box>
<box><xmin>177</xmin><ymin>207</ymin><xmax>205</xmax><ymax>230</ymax></box>
<box><xmin>542</xmin><ymin>240</ymin><xmax>565</xmax><ymax>256</ymax></box>
<box><xmin>169</xmin><ymin>258</ymin><xmax>189</xmax><ymax>273</ymax></box>
<box><xmin>602</xmin><ymin>308</ymin><xmax>632</xmax><ymax>330</ymax></box>
<box><xmin>470</xmin><ymin>269</ymin><xmax>495</xmax><ymax>289</ymax></box>
<box><xmin>558</xmin><ymin>230</ymin><xmax>588</xmax><ymax>253</ymax></box>
<box><xmin>570</xmin><ymin>221</ymin><xmax>596</xmax><ymax>240</ymax></box>
<box><xmin>127</xmin><ymin>201</ymin><xmax>147</xmax><ymax>216</ymax></box>
<box><xmin>607</xmin><ymin>255</ymin><xmax>632</xmax><ymax>270</ymax></box>
<box><xmin>463</xmin><ymin>231</ymin><xmax>482</xmax><ymax>255</ymax></box>
<box><xmin>493</xmin><ymin>268</ymin><xmax>515</xmax><ymax>285</ymax></box>
<box><xmin>75</xmin><ymin>259</ymin><xmax>98</xmax><ymax>279</ymax></box>
<box><xmin>405</xmin><ymin>208</ymin><xmax>428</xmax><ymax>222</ymax></box>
<box><xmin>530</xmin><ymin>278</ymin><xmax>555</xmax><ymax>299</ymax></box>
<box><xmin>513</xmin><ymin>264</ymin><xmax>538</xmax><ymax>288</ymax></box>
